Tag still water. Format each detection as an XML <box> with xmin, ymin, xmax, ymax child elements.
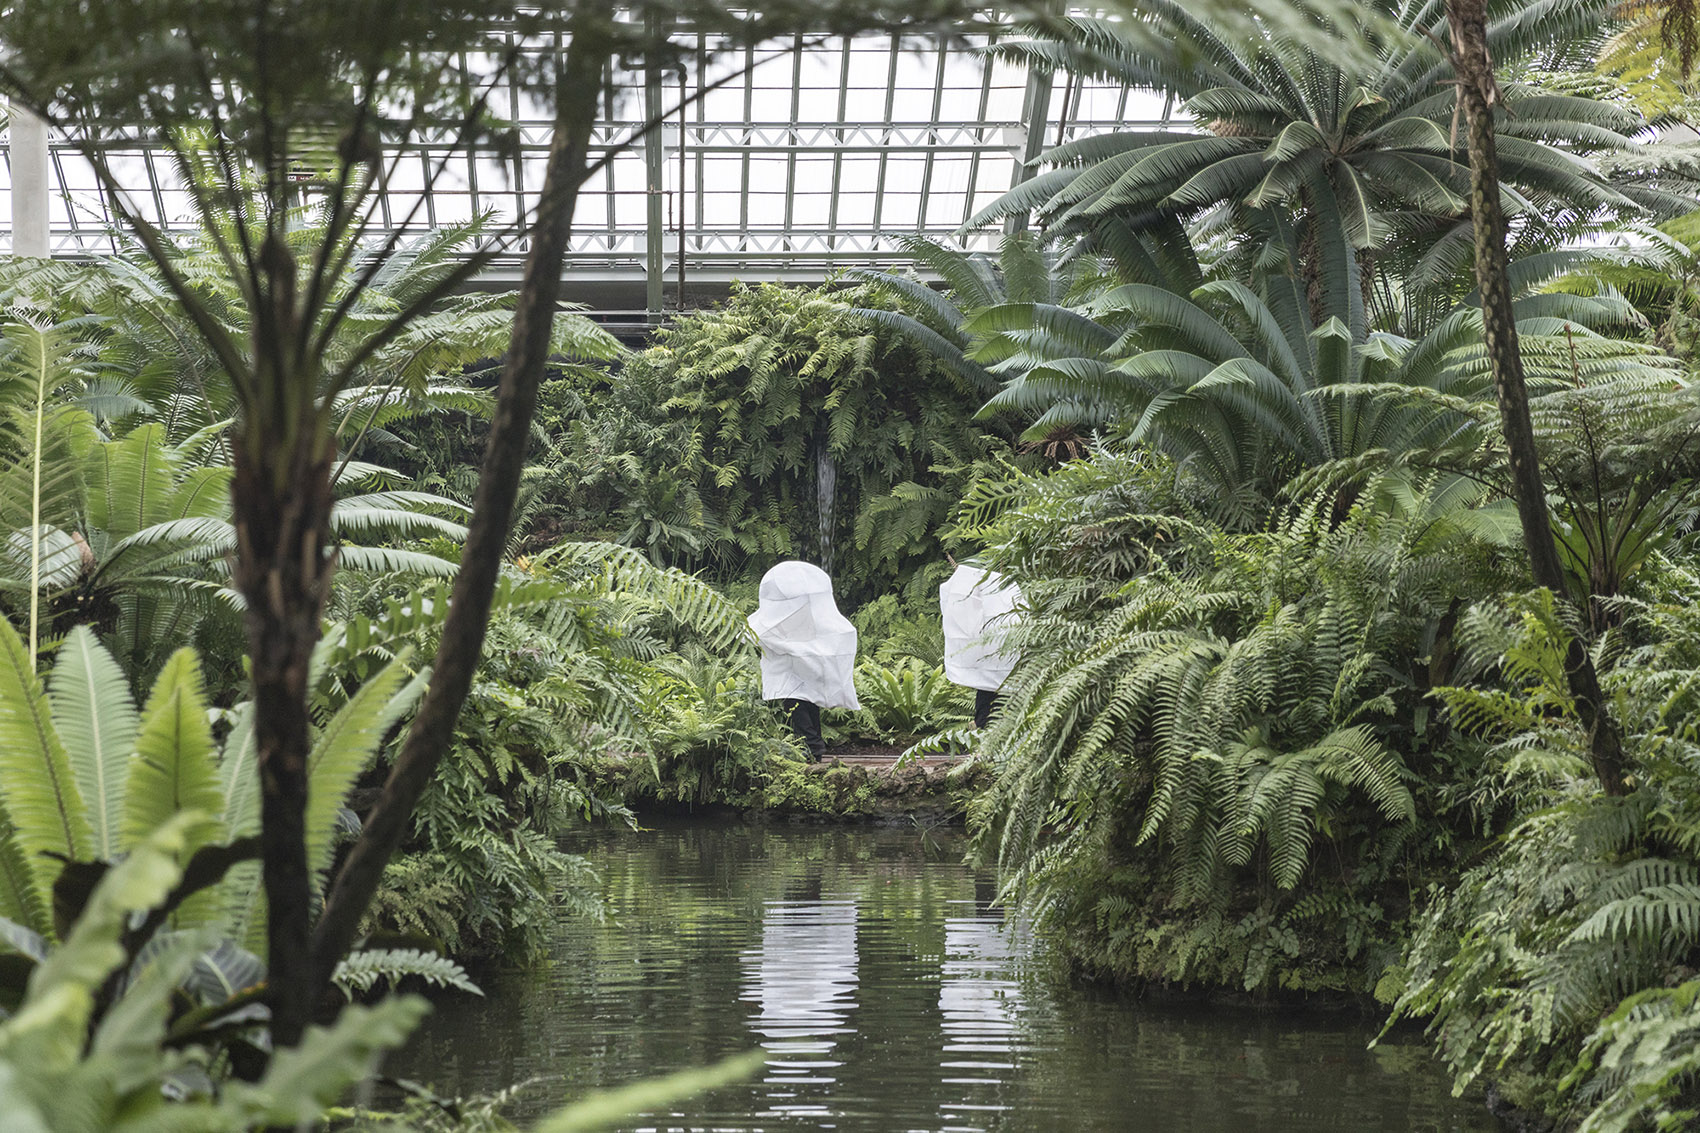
<box><xmin>392</xmin><ymin>820</ymin><xmax>1494</xmax><ymax>1132</ymax></box>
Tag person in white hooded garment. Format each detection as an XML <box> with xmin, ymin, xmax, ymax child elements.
<box><xmin>748</xmin><ymin>561</ymin><xmax>859</xmax><ymax>760</ymax></box>
<box><xmin>940</xmin><ymin>563</ymin><xmax>1022</xmax><ymax>728</ymax></box>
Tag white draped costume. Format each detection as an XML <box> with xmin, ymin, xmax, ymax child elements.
<box><xmin>940</xmin><ymin>564</ymin><xmax>1022</xmax><ymax>693</ymax></box>
<box><xmin>748</xmin><ymin>561</ymin><xmax>860</xmax><ymax>709</ymax></box>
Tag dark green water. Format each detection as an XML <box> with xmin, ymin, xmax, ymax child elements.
<box><xmin>392</xmin><ymin>820</ymin><xmax>1495</xmax><ymax>1132</ymax></box>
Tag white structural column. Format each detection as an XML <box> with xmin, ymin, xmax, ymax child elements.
<box><xmin>9</xmin><ymin>103</ymin><xmax>50</xmax><ymax>258</ymax></box>
<box><xmin>643</xmin><ymin>12</ymin><xmax>667</xmax><ymax>318</ymax></box>
<box><xmin>1005</xmin><ymin>67</ymin><xmax>1052</xmax><ymax>235</ymax></box>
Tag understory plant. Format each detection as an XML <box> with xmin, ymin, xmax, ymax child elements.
<box><xmin>1390</xmin><ymin>565</ymin><xmax>1700</xmax><ymax>1130</ymax></box>
<box><xmin>851</xmin><ymin>658</ymin><xmax>972</xmax><ymax>741</ymax></box>
<box><xmin>963</xmin><ymin>449</ymin><xmax>1519</xmax><ymax>993</ymax></box>
<box><xmin>631</xmin><ymin>648</ymin><xmax>798</xmax><ymax>807</ymax></box>
<box><xmin>0</xmin><ymin>618</ymin><xmax>486</xmax><ymax>1092</ymax></box>
<box><xmin>320</xmin><ymin>541</ymin><xmax>754</xmax><ymax>946</ymax></box>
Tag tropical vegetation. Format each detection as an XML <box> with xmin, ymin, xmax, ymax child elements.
<box><xmin>6</xmin><ymin>0</ymin><xmax>1700</xmax><ymax>1130</ymax></box>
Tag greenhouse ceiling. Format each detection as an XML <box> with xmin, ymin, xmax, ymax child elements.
<box><xmin>0</xmin><ymin>24</ymin><xmax>1168</xmax><ymax>316</ymax></box>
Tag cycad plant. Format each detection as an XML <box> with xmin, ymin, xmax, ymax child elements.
<box><xmin>869</xmin><ymin>221</ymin><xmax>1673</xmax><ymax>521</ymax></box>
<box><xmin>0</xmin><ymin>223</ymin><xmax>611</xmax><ymax>463</ymax></box>
<box><xmin>853</xmin><ymin>658</ymin><xmax>971</xmax><ymax>739</ymax></box>
<box><xmin>851</xmin><ymin>231</ymin><xmax>1147</xmax><ymax>458</ymax></box>
<box><xmin>0</xmin><ymin>619</ymin><xmax>415</xmax><ymax>943</ymax></box>
<box><xmin>0</xmin><ymin>411</ymin><xmax>471</xmax><ymax>682</ymax></box>
<box><xmin>975</xmin><ymin>0</ymin><xmax>1681</xmax><ymax>295</ymax></box>
<box><xmin>0</xmin><ymin>310</ymin><xmax>104</xmax><ymax>662</ymax></box>
<box><xmin>0</xmin><ymin>616</ymin><xmax>489</xmax><ymax>1065</ymax></box>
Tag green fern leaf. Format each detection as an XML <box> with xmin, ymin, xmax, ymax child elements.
<box><xmin>47</xmin><ymin>627</ymin><xmax>138</xmax><ymax>861</ymax></box>
<box><xmin>0</xmin><ymin>618</ymin><xmax>90</xmax><ymax>909</ymax></box>
<box><xmin>121</xmin><ymin>647</ymin><xmax>223</xmax><ymax>857</ymax></box>
<box><xmin>305</xmin><ymin>652</ymin><xmax>425</xmax><ymax>881</ymax></box>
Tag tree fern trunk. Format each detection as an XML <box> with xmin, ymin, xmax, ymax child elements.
<box><xmin>231</xmin><ymin>233</ymin><xmax>339</xmax><ymax>1047</ymax></box>
<box><xmin>309</xmin><ymin>13</ymin><xmax>612</xmax><ymax>997</ymax></box>
<box><xmin>1446</xmin><ymin>0</ymin><xmax>1628</xmax><ymax>796</ymax></box>
<box><xmin>1297</xmin><ymin>185</ymin><xmax>1326</xmax><ymax>328</ymax></box>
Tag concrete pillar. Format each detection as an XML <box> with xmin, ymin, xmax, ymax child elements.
<box><xmin>9</xmin><ymin>103</ymin><xmax>50</xmax><ymax>258</ymax></box>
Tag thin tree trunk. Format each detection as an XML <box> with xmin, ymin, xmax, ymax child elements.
<box><xmin>1446</xmin><ymin>0</ymin><xmax>1628</xmax><ymax>796</ymax></box>
<box><xmin>815</xmin><ymin>432</ymin><xmax>837</xmax><ymax>574</ymax></box>
<box><xmin>308</xmin><ymin>16</ymin><xmax>610</xmax><ymax>994</ymax></box>
<box><xmin>232</xmin><ymin>234</ymin><xmax>339</xmax><ymax>1048</ymax></box>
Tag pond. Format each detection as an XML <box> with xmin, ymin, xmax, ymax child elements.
<box><xmin>392</xmin><ymin>819</ymin><xmax>1495</xmax><ymax>1132</ymax></box>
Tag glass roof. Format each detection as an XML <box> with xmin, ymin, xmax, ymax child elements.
<box><xmin>2</xmin><ymin>25</ymin><xmax>1176</xmax><ymax>307</ymax></box>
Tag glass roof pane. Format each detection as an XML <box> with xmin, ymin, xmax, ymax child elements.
<box><xmin>4</xmin><ymin>22</ymin><xmax>1178</xmax><ymax>280</ymax></box>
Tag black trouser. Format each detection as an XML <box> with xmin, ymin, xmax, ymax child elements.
<box><xmin>783</xmin><ymin>698</ymin><xmax>824</xmax><ymax>760</ymax></box>
<box><xmin>974</xmin><ymin>689</ymin><xmax>1002</xmax><ymax>729</ymax></box>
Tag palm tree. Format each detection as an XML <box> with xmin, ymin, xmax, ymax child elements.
<box><xmin>974</xmin><ymin>0</ymin><xmax>1686</xmax><ymax>309</ymax></box>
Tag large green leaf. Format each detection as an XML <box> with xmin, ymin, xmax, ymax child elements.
<box><xmin>304</xmin><ymin>652</ymin><xmax>425</xmax><ymax>880</ymax></box>
<box><xmin>26</xmin><ymin>813</ymin><xmax>194</xmax><ymax>1005</ymax></box>
<box><xmin>87</xmin><ymin>929</ymin><xmax>208</xmax><ymax>1097</ymax></box>
<box><xmin>0</xmin><ymin>825</ymin><xmax>48</xmax><ymax>938</ymax></box>
<box><xmin>218</xmin><ymin>703</ymin><xmax>259</xmax><ymax>840</ymax></box>
<box><xmin>47</xmin><ymin>628</ymin><xmax>138</xmax><ymax>862</ymax></box>
<box><xmin>211</xmin><ymin>701</ymin><xmax>265</xmax><ymax>947</ymax></box>
<box><xmin>84</xmin><ymin>424</ymin><xmax>176</xmax><ymax>539</ymax></box>
<box><xmin>0</xmin><ymin>1062</ymin><xmax>51</xmax><ymax>1133</ymax></box>
<box><xmin>333</xmin><ymin>545</ymin><xmax>460</xmax><ymax>577</ymax></box>
<box><xmin>121</xmin><ymin>648</ymin><xmax>222</xmax><ymax>857</ymax></box>
<box><xmin>0</xmin><ymin>619</ymin><xmax>91</xmax><ymax>908</ymax></box>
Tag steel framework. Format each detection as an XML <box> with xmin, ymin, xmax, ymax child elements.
<box><xmin>1</xmin><ymin>26</ymin><xmax>1176</xmax><ymax>313</ymax></box>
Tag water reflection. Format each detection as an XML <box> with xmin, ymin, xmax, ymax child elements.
<box><xmin>936</xmin><ymin>906</ymin><xmax>1020</xmax><ymax>1130</ymax></box>
<box><xmin>390</xmin><ymin>820</ymin><xmax>1496</xmax><ymax>1132</ymax></box>
<box><xmin>744</xmin><ymin>889</ymin><xmax>859</xmax><ymax>1120</ymax></box>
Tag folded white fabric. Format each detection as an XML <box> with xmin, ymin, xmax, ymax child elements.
<box><xmin>940</xmin><ymin>564</ymin><xmax>1022</xmax><ymax>692</ymax></box>
<box><xmin>748</xmin><ymin>560</ymin><xmax>861</xmax><ymax>709</ymax></box>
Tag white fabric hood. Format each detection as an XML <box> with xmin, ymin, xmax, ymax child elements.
<box><xmin>748</xmin><ymin>561</ymin><xmax>860</xmax><ymax>709</ymax></box>
<box><xmin>940</xmin><ymin>564</ymin><xmax>1022</xmax><ymax>692</ymax></box>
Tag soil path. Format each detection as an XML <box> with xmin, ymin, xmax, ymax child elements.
<box><xmin>819</xmin><ymin>742</ymin><xmax>954</xmax><ymax>768</ymax></box>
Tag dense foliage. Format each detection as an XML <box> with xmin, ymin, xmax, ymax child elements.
<box><xmin>533</xmin><ymin>281</ymin><xmax>1014</xmax><ymax>605</ymax></box>
<box><xmin>959</xmin><ymin>455</ymin><xmax>1505</xmax><ymax>992</ymax></box>
<box><xmin>9</xmin><ymin>0</ymin><xmax>1700</xmax><ymax>1129</ymax></box>
<box><xmin>830</xmin><ymin>5</ymin><xmax>1700</xmax><ymax>1128</ymax></box>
